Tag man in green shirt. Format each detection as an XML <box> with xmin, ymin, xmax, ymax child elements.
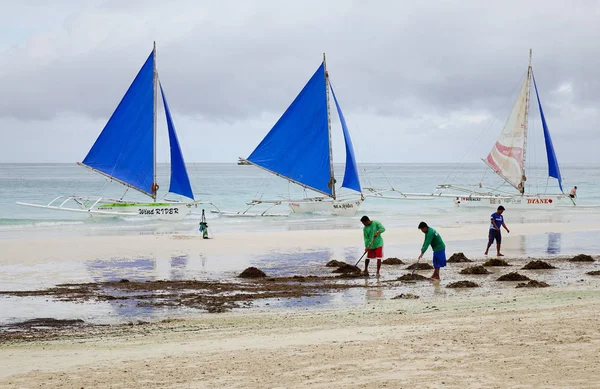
<box><xmin>361</xmin><ymin>216</ymin><xmax>386</xmax><ymax>276</ymax></box>
<box><xmin>418</xmin><ymin>221</ymin><xmax>446</xmax><ymax>281</ymax></box>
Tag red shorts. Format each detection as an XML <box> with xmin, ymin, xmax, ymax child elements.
<box><xmin>367</xmin><ymin>246</ymin><xmax>383</xmax><ymax>259</ymax></box>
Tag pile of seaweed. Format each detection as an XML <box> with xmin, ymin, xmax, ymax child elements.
<box><xmin>522</xmin><ymin>260</ymin><xmax>556</xmax><ymax>270</ymax></box>
<box><xmin>392</xmin><ymin>293</ymin><xmax>420</xmax><ymax>299</ymax></box>
<box><xmin>460</xmin><ymin>265</ymin><xmax>491</xmax><ymax>275</ymax></box>
<box><xmin>406</xmin><ymin>263</ymin><xmax>434</xmax><ymax>270</ymax></box>
<box><xmin>396</xmin><ymin>273</ymin><xmax>429</xmax><ymax>281</ymax></box>
<box><xmin>569</xmin><ymin>254</ymin><xmax>595</xmax><ymax>262</ymax></box>
<box><xmin>238</xmin><ymin>267</ymin><xmax>267</xmax><ymax>278</ymax></box>
<box><xmin>516</xmin><ymin>280</ymin><xmax>550</xmax><ymax>288</ymax></box>
<box><xmin>325</xmin><ymin>260</ymin><xmax>346</xmax><ymax>268</ymax></box>
<box><xmin>447</xmin><ymin>281</ymin><xmax>479</xmax><ymax>288</ymax></box>
<box><xmin>483</xmin><ymin>258</ymin><xmax>510</xmax><ymax>266</ymax></box>
<box><xmin>447</xmin><ymin>253</ymin><xmax>472</xmax><ymax>263</ymax></box>
<box><xmin>335</xmin><ymin>272</ymin><xmax>366</xmax><ymax>279</ymax></box>
<box><xmin>382</xmin><ymin>257</ymin><xmax>404</xmax><ymax>265</ymax></box>
<box><xmin>497</xmin><ymin>272</ymin><xmax>530</xmax><ymax>281</ymax></box>
<box><xmin>586</xmin><ymin>270</ymin><xmax>600</xmax><ymax>276</ymax></box>
<box><xmin>332</xmin><ymin>263</ymin><xmax>362</xmax><ymax>274</ymax></box>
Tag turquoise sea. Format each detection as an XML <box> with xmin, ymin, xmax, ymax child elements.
<box><xmin>1</xmin><ymin>162</ymin><xmax>599</xmax><ymax>238</ymax></box>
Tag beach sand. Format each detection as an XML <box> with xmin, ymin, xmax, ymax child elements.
<box><xmin>2</xmin><ymin>221</ymin><xmax>598</xmax><ymax>265</ymax></box>
<box><xmin>1</xmin><ymin>221</ymin><xmax>599</xmax><ymax>388</ymax></box>
<box><xmin>1</xmin><ymin>287</ymin><xmax>599</xmax><ymax>388</ymax></box>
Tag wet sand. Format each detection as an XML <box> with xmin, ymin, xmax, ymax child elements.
<box><xmin>2</xmin><ymin>221</ymin><xmax>599</xmax><ymax>266</ymax></box>
<box><xmin>1</xmin><ymin>286</ymin><xmax>599</xmax><ymax>388</ymax></box>
<box><xmin>1</xmin><ymin>222</ymin><xmax>600</xmax><ymax>387</ymax></box>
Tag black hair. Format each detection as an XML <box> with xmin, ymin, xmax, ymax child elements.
<box><xmin>497</xmin><ymin>205</ymin><xmax>505</xmax><ymax>211</ymax></box>
<box><xmin>418</xmin><ymin>221</ymin><xmax>428</xmax><ymax>229</ymax></box>
<box><xmin>360</xmin><ymin>216</ymin><xmax>370</xmax><ymax>222</ymax></box>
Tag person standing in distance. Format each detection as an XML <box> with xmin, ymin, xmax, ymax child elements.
<box><xmin>360</xmin><ymin>216</ymin><xmax>385</xmax><ymax>276</ymax></box>
<box><xmin>418</xmin><ymin>222</ymin><xmax>446</xmax><ymax>281</ymax></box>
<box><xmin>485</xmin><ymin>205</ymin><xmax>510</xmax><ymax>256</ymax></box>
<box><xmin>569</xmin><ymin>186</ymin><xmax>577</xmax><ymax>198</ymax></box>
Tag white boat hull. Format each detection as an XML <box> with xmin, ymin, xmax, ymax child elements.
<box><xmin>16</xmin><ymin>196</ymin><xmax>216</xmax><ymax>221</ymax></box>
<box><xmin>289</xmin><ymin>197</ymin><xmax>363</xmax><ymax>216</ymax></box>
<box><xmin>452</xmin><ymin>194</ymin><xmax>573</xmax><ymax>209</ymax></box>
<box><xmin>95</xmin><ymin>202</ymin><xmax>193</xmax><ymax>221</ymax></box>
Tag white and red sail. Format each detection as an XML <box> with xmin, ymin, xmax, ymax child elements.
<box><xmin>484</xmin><ymin>72</ymin><xmax>529</xmax><ymax>193</ymax></box>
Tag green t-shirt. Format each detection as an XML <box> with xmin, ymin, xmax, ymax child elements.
<box><xmin>363</xmin><ymin>220</ymin><xmax>385</xmax><ymax>249</ymax></box>
<box><xmin>421</xmin><ymin>227</ymin><xmax>445</xmax><ymax>254</ymax></box>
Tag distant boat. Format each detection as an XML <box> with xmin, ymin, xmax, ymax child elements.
<box><xmin>406</xmin><ymin>50</ymin><xmax>574</xmax><ymax>208</ymax></box>
<box><xmin>18</xmin><ymin>43</ymin><xmax>218</xmax><ymax>220</ymax></box>
<box><xmin>230</xmin><ymin>54</ymin><xmax>363</xmax><ymax>216</ymax></box>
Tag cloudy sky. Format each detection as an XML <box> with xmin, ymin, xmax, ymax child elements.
<box><xmin>1</xmin><ymin>0</ymin><xmax>598</xmax><ymax>164</ymax></box>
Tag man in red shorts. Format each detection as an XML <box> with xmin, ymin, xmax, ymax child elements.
<box><xmin>361</xmin><ymin>216</ymin><xmax>386</xmax><ymax>276</ymax></box>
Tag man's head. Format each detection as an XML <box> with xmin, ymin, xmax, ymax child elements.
<box><xmin>497</xmin><ymin>205</ymin><xmax>505</xmax><ymax>214</ymax></box>
<box><xmin>360</xmin><ymin>215</ymin><xmax>371</xmax><ymax>226</ymax></box>
<box><xmin>418</xmin><ymin>221</ymin><xmax>428</xmax><ymax>233</ymax></box>
<box><xmin>574</xmin><ymin>186</ymin><xmax>577</xmax><ymax>189</ymax></box>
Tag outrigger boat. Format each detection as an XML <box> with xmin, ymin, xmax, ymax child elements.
<box><xmin>228</xmin><ymin>54</ymin><xmax>364</xmax><ymax>217</ymax></box>
<box><xmin>18</xmin><ymin>43</ymin><xmax>219</xmax><ymax>220</ymax></box>
<box><xmin>395</xmin><ymin>50</ymin><xmax>574</xmax><ymax>209</ymax></box>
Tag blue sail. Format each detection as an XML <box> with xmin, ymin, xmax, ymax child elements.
<box><xmin>330</xmin><ymin>85</ymin><xmax>361</xmax><ymax>193</ymax></box>
<box><xmin>532</xmin><ymin>71</ymin><xmax>563</xmax><ymax>192</ymax></box>
<box><xmin>247</xmin><ymin>63</ymin><xmax>332</xmax><ymax>196</ymax></box>
<box><xmin>160</xmin><ymin>83</ymin><xmax>194</xmax><ymax>200</ymax></box>
<box><xmin>81</xmin><ymin>50</ymin><xmax>155</xmax><ymax>196</ymax></box>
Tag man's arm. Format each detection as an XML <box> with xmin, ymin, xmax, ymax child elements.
<box><xmin>418</xmin><ymin>230</ymin><xmax>433</xmax><ymax>259</ymax></box>
<box><xmin>375</xmin><ymin>221</ymin><xmax>386</xmax><ymax>235</ymax></box>
<box><xmin>502</xmin><ymin>221</ymin><xmax>510</xmax><ymax>233</ymax></box>
<box><xmin>421</xmin><ymin>230</ymin><xmax>433</xmax><ymax>254</ymax></box>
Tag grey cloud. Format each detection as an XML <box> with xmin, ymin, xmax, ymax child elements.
<box><xmin>0</xmin><ymin>0</ymin><xmax>598</xmax><ymax>164</ymax></box>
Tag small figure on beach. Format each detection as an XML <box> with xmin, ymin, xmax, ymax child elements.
<box><xmin>361</xmin><ymin>216</ymin><xmax>386</xmax><ymax>276</ymax></box>
<box><xmin>485</xmin><ymin>205</ymin><xmax>510</xmax><ymax>256</ymax></box>
<box><xmin>418</xmin><ymin>222</ymin><xmax>446</xmax><ymax>281</ymax></box>
<box><xmin>570</xmin><ymin>186</ymin><xmax>577</xmax><ymax>198</ymax></box>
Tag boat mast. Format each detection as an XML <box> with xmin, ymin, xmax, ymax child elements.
<box><xmin>152</xmin><ymin>41</ymin><xmax>158</xmax><ymax>201</ymax></box>
<box><xmin>520</xmin><ymin>49</ymin><xmax>532</xmax><ymax>195</ymax></box>
<box><xmin>323</xmin><ymin>53</ymin><xmax>336</xmax><ymax>200</ymax></box>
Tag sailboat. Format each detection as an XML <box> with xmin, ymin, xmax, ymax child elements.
<box><xmin>434</xmin><ymin>50</ymin><xmax>574</xmax><ymax>209</ymax></box>
<box><xmin>17</xmin><ymin>43</ymin><xmax>215</xmax><ymax>220</ymax></box>
<box><xmin>233</xmin><ymin>54</ymin><xmax>363</xmax><ymax>217</ymax></box>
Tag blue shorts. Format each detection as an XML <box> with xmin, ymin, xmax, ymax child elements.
<box><xmin>488</xmin><ymin>229</ymin><xmax>502</xmax><ymax>244</ymax></box>
<box><xmin>432</xmin><ymin>250</ymin><xmax>446</xmax><ymax>268</ymax></box>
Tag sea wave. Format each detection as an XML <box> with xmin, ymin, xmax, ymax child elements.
<box><xmin>0</xmin><ymin>218</ymin><xmax>86</xmax><ymax>230</ymax></box>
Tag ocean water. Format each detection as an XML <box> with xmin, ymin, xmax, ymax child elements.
<box><xmin>0</xmin><ymin>162</ymin><xmax>599</xmax><ymax>237</ymax></box>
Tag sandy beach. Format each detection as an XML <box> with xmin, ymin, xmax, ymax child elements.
<box><xmin>2</xmin><ymin>221</ymin><xmax>599</xmax><ymax>265</ymax></box>
<box><xmin>1</xmin><ymin>286</ymin><xmax>599</xmax><ymax>388</ymax></box>
<box><xmin>1</xmin><ymin>221</ymin><xmax>599</xmax><ymax>388</ymax></box>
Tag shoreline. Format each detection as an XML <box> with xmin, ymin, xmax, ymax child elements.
<box><xmin>2</xmin><ymin>221</ymin><xmax>599</xmax><ymax>265</ymax></box>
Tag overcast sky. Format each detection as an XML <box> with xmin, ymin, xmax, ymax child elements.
<box><xmin>1</xmin><ymin>0</ymin><xmax>598</xmax><ymax>164</ymax></box>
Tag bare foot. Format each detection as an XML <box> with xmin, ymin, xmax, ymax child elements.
<box><xmin>429</xmin><ymin>277</ymin><xmax>441</xmax><ymax>283</ymax></box>
<box><xmin>375</xmin><ymin>273</ymin><xmax>380</xmax><ymax>278</ymax></box>
<box><xmin>484</xmin><ymin>251</ymin><xmax>488</xmax><ymax>255</ymax></box>
<box><xmin>497</xmin><ymin>253</ymin><xmax>504</xmax><ymax>257</ymax></box>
